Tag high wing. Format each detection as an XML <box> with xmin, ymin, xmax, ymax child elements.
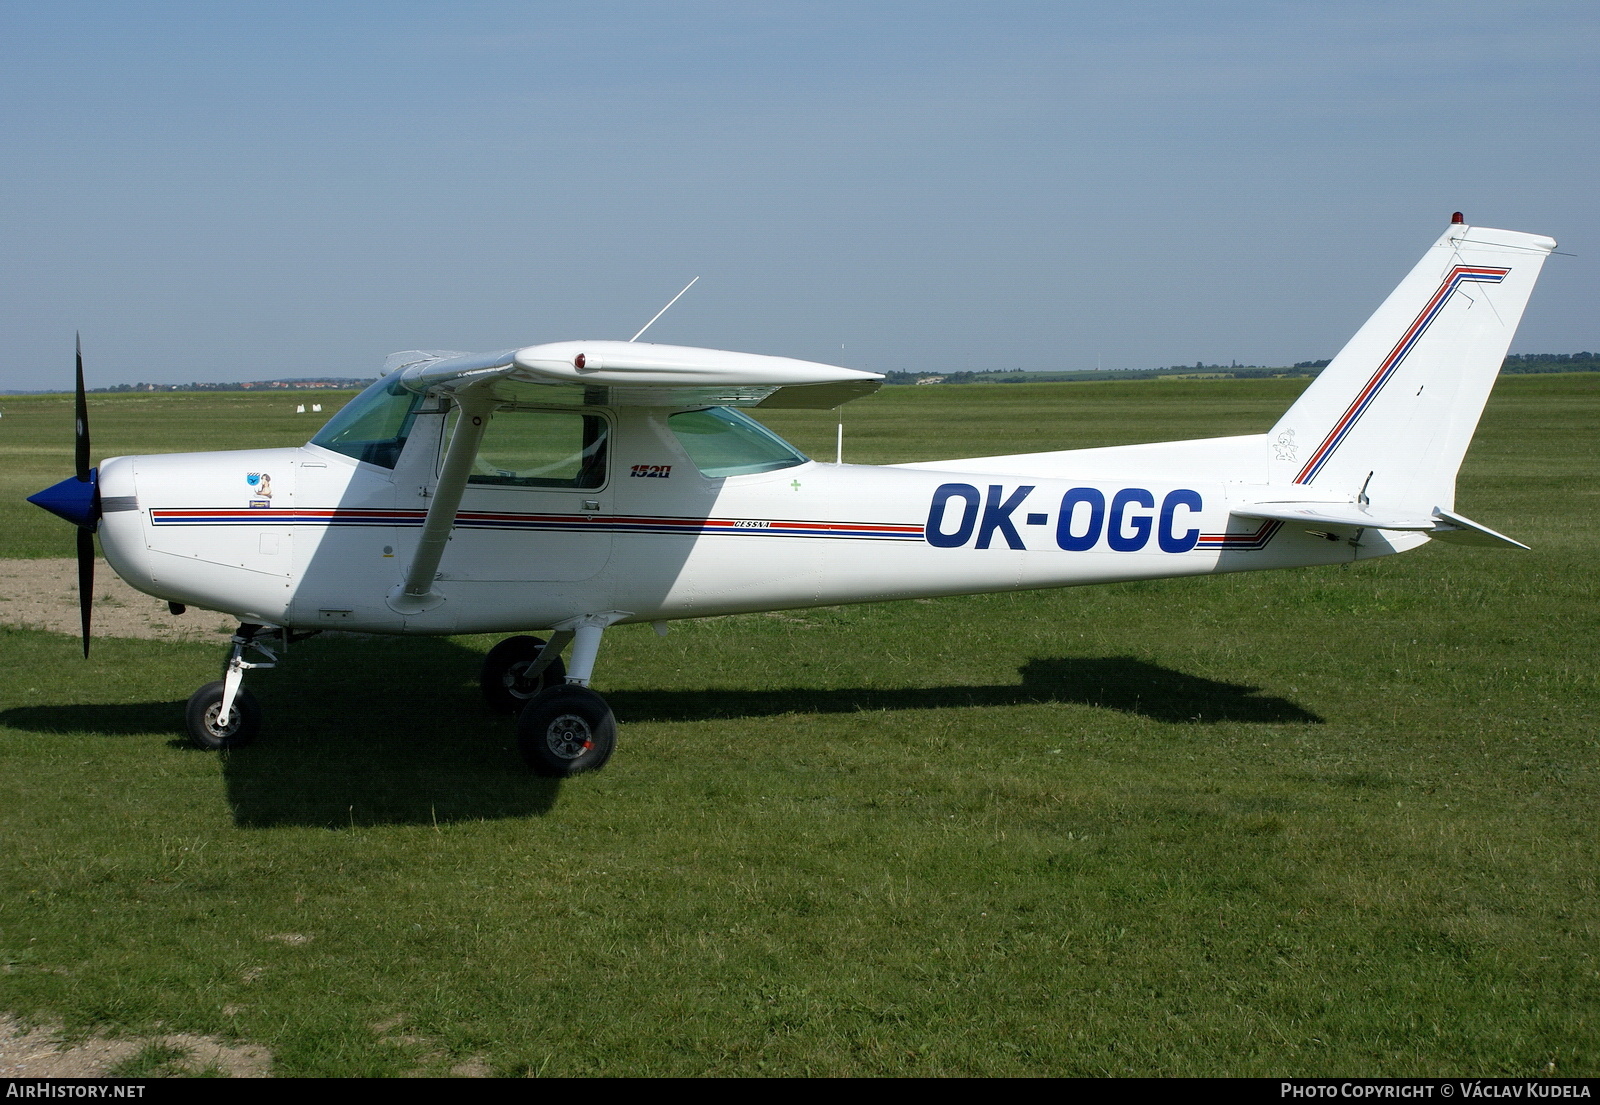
<box><xmin>384</xmin><ymin>341</ymin><xmax>883</xmax><ymax>410</ymax></box>
<box><xmin>383</xmin><ymin>340</ymin><xmax>882</xmax><ymax>615</ymax></box>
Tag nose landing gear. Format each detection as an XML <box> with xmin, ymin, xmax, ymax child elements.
<box><xmin>184</xmin><ymin>623</ymin><xmax>322</xmax><ymax>751</ymax></box>
<box><xmin>183</xmin><ymin>623</ymin><xmax>284</xmax><ymax>750</ymax></box>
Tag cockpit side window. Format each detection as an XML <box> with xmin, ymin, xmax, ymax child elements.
<box><xmin>446</xmin><ymin>406</ymin><xmax>609</xmax><ymax>489</ymax></box>
<box><xmin>667</xmin><ymin>407</ymin><xmax>808</xmax><ymax>477</ymax></box>
<box><xmin>310</xmin><ymin>374</ymin><xmax>425</xmax><ymax>469</ymax></box>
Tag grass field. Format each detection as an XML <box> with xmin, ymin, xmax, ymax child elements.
<box><xmin>1</xmin><ymin>377</ymin><xmax>1596</xmax><ymax>1076</ymax></box>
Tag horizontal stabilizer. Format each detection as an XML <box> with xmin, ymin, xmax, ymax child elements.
<box><xmin>1428</xmin><ymin>508</ymin><xmax>1529</xmax><ymax>549</ymax></box>
<box><xmin>1233</xmin><ymin>501</ymin><xmax>1436</xmax><ymax>531</ymax></box>
<box><xmin>1231</xmin><ymin>502</ymin><xmax>1527</xmax><ymax>549</ymax></box>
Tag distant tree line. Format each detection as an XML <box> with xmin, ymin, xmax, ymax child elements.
<box><xmin>1500</xmin><ymin>352</ymin><xmax>1600</xmax><ymax>374</ymax></box>
<box><xmin>93</xmin><ymin>378</ymin><xmax>373</xmax><ymax>393</ymax></box>
<box><xmin>881</xmin><ymin>364</ymin><xmax>1324</xmax><ymax>385</ymax></box>
<box><xmin>882</xmin><ymin>353</ymin><xmax>1596</xmax><ymax>385</ymax></box>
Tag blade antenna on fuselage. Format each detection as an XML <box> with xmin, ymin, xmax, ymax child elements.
<box><xmin>629</xmin><ymin>277</ymin><xmax>700</xmax><ymax>343</ymax></box>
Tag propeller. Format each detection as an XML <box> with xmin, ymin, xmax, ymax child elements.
<box><xmin>74</xmin><ymin>334</ymin><xmax>94</xmax><ymax>657</ymax></box>
<box><xmin>26</xmin><ymin>333</ymin><xmax>101</xmax><ymax>657</ymax></box>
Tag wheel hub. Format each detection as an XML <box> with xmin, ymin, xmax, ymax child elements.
<box><xmin>504</xmin><ymin>662</ymin><xmax>539</xmax><ymax>701</ymax></box>
<box><xmin>203</xmin><ymin>703</ymin><xmax>240</xmax><ymax>739</ymax></box>
<box><xmin>545</xmin><ymin>713</ymin><xmax>595</xmax><ymax>760</ymax></box>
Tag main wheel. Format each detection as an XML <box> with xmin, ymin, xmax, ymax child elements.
<box><xmin>516</xmin><ymin>686</ymin><xmax>616</xmax><ymax>777</ymax></box>
<box><xmin>480</xmin><ymin>636</ymin><xmax>568</xmax><ymax>715</ymax></box>
<box><xmin>184</xmin><ymin>681</ymin><xmax>262</xmax><ymax>750</ymax></box>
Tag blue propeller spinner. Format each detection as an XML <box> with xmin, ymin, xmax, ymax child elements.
<box><xmin>28</xmin><ymin>468</ymin><xmax>100</xmax><ymax>529</ymax></box>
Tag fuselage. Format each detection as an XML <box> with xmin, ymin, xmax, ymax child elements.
<box><xmin>94</xmin><ymin>399</ymin><xmax>1415</xmax><ymax>636</ymax></box>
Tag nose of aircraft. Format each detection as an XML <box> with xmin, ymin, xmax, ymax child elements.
<box><xmin>26</xmin><ymin>468</ymin><xmax>101</xmax><ymax>657</ymax></box>
<box><xmin>27</xmin><ymin>469</ymin><xmax>101</xmax><ymax>529</ymax></box>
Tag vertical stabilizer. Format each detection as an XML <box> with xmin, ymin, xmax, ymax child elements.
<box><xmin>1267</xmin><ymin>221</ymin><xmax>1555</xmax><ymax>513</ymax></box>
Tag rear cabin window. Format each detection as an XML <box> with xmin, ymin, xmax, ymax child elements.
<box><xmin>447</xmin><ymin>407</ymin><xmax>609</xmax><ymax>489</ymax></box>
<box><xmin>667</xmin><ymin>407</ymin><xmax>807</xmax><ymax>477</ymax></box>
<box><xmin>310</xmin><ymin>374</ymin><xmax>425</xmax><ymax>469</ymax></box>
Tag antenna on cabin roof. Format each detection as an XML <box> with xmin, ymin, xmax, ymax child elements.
<box><xmin>837</xmin><ymin>341</ymin><xmax>846</xmax><ymax>463</ymax></box>
<box><xmin>629</xmin><ymin>277</ymin><xmax>701</xmax><ymax>343</ymax></box>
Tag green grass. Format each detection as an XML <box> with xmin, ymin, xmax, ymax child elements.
<box><xmin>1</xmin><ymin>376</ymin><xmax>1596</xmax><ymax>1076</ymax></box>
<box><xmin>0</xmin><ymin>390</ymin><xmax>357</xmax><ymax>559</ymax></box>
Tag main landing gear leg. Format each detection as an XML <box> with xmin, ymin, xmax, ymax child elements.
<box><xmin>513</xmin><ymin>612</ymin><xmax>628</xmax><ymax>777</ymax></box>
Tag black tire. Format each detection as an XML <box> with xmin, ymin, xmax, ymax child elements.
<box><xmin>184</xmin><ymin>680</ymin><xmax>262</xmax><ymax>750</ymax></box>
<box><xmin>480</xmin><ymin>636</ymin><xmax>568</xmax><ymax>715</ymax></box>
<box><xmin>516</xmin><ymin>686</ymin><xmax>616</xmax><ymax>776</ymax></box>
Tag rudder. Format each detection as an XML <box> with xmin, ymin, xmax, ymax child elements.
<box><xmin>1267</xmin><ymin>220</ymin><xmax>1555</xmax><ymax>514</ymax></box>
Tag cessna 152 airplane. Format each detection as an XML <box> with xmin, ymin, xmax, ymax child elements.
<box><xmin>29</xmin><ymin>217</ymin><xmax>1554</xmax><ymax>776</ymax></box>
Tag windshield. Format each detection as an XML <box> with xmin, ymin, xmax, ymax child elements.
<box><xmin>310</xmin><ymin>373</ymin><xmax>425</xmax><ymax>469</ymax></box>
<box><xmin>668</xmin><ymin>407</ymin><xmax>807</xmax><ymax>477</ymax></box>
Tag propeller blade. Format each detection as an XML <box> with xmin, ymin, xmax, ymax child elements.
<box><xmin>74</xmin><ymin>334</ymin><xmax>97</xmax><ymax>657</ymax></box>
<box><xmin>20</xmin><ymin>334</ymin><xmax>103</xmax><ymax>659</ymax></box>
<box><xmin>76</xmin><ymin>526</ymin><xmax>94</xmax><ymax>658</ymax></box>
<box><xmin>75</xmin><ymin>332</ymin><xmax>91</xmax><ymax>483</ymax></box>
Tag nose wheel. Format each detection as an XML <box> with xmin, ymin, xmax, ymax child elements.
<box><xmin>184</xmin><ymin>681</ymin><xmax>262</xmax><ymax>750</ymax></box>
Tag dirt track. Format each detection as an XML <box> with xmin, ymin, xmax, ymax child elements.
<box><xmin>0</xmin><ymin>558</ymin><xmax>238</xmax><ymax>642</ymax></box>
<box><xmin>0</xmin><ymin>1015</ymin><xmax>270</xmax><ymax>1078</ymax></box>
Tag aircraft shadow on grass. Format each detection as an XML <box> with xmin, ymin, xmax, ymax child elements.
<box><xmin>610</xmin><ymin>657</ymin><xmax>1324</xmax><ymax>727</ymax></box>
<box><xmin>1</xmin><ymin>645</ymin><xmax>1319</xmax><ymax>829</ymax></box>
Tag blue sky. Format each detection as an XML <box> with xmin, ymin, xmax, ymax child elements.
<box><xmin>1</xmin><ymin>2</ymin><xmax>1594</xmax><ymax>388</ymax></box>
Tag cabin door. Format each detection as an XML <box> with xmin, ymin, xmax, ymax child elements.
<box><xmin>444</xmin><ymin>405</ymin><xmax>614</xmax><ymax>583</ymax></box>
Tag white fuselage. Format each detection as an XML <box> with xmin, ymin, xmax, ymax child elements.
<box><xmin>93</xmin><ymin>402</ymin><xmax>1416</xmax><ymax>636</ymax></box>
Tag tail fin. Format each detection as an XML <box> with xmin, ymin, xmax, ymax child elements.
<box><xmin>1267</xmin><ymin>220</ymin><xmax>1555</xmax><ymax>513</ymax></box>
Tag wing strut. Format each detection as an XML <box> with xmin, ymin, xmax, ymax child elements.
<box><xmin>386</xmin><ymin>386</ymin><xmax>497</xmax><ymax>614</ymax></box>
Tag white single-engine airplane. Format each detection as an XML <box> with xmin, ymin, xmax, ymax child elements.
<box><xmin>29</xmin><ymin>217</ymin><xmax>1554</xmax><ymax>775</ymax></box>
